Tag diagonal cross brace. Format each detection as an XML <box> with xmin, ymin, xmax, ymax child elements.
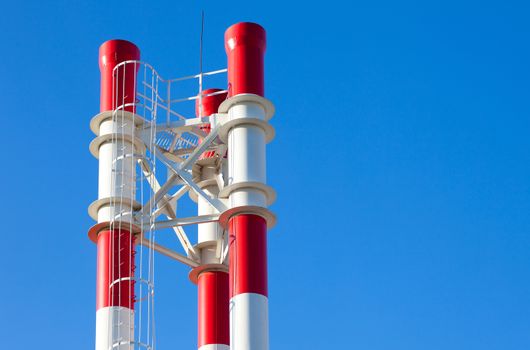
<box><xmin>139</xmin><ymin>123</ymin><xmax>221</xmax><ymax>215</ymax></box>
<box><xmin>156</xmin><ymin>150</ymin><xmax>227</xmax><ymax>213</ymax></box>
<box><xmin>138</xmin><ymin>158</ymin><xmax>198</xmax><ymax>259</ymax></box>
<box><xmin>147</xmin><ymin>125</ymin><xmax>227</xmax><ymax>213</ymax></box>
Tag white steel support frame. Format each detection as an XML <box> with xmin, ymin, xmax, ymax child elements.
<box><xmin>134</xmin><ymin>113</ymin><xmax>229</xmax><ymax>265</ymax></box>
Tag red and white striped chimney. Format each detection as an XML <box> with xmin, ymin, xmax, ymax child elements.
<box><xmin>219</xmin><ymin>22</ymin><xmax>276</xmax><ymax>350</ymax></box>
<box><xmin>89</xmin><ymin>39</ymin><xmax>141</xmax><ymax>350</ymax></box>
<box><xmin>192</xmin><ymin>89</ymin><xmax>230</xmax><ymax>350</ymax></box>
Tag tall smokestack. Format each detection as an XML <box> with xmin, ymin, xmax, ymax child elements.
<box><xmin>220</xmin><ymin>22</ymin><xmax>275</xmax><ymax>350</ymax></box>
<box><xmin>90</xmin><ymin>39</ymin><xmax>141</xmax><ymax>350</ymax></box>
<box><xmin>193</xmin><ymin>88</ymin><xmax>230</xmax><ymax>350</ymax></box>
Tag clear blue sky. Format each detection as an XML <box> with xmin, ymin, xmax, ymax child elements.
<box><xmin>0</xmin><ymin>1</ymin><xmax>529</xmax><ymax>349</ymax></box>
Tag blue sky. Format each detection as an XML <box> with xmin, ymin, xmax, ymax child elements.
<box><xmin>0</xmin><ymin>0</ymin><xmax>529</xmax><ymax>349</ymax></box>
